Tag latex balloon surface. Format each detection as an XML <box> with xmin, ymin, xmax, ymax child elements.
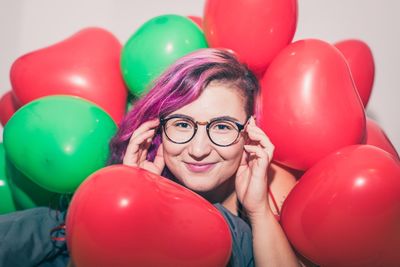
<box><xmin>204</xmin><ymin>0</ymin><xmax>297</xmax><ymax>75</ymax></box>
<box><xmin>281</xmin><ymin>145</ymin><xmax>400</xmax><ymax>267</ymax></box>
<box><xmin>0</xmin><ymin>91</ymin><xmax>20</xmax><ymax>126</ymax></box>
<box><xmin>258</xmin><ymin>39</ymin><xmax>365</xmax><ymax>170</ymax></box>
<box><xmin>10</xmin><ymin>27</ymin><xmax>127</xmax><ymax>124</ymax></box>
<box><xmin>364</xmin><ymin>118</ymin><xmax>399</xmax><ymax>160</ymax></box>
<box><xmin>121</xmin><ymin>14</ymin><xmax>208</xmax><ymax>97</ymax></box>
<box><xmin>66</xmin><ymin>165</ymin><xmax>232</xmax><ymax>267</ymax></box>
<box><xmin>5</xmin><ymin>156</ymin><xmax>59</xmax><ymax>210</ymax></box>
<box><xmin>0</xmin><ymin>144</ymin><xmax>17</xmax><ymax>214</ymax></box>
<box><xmin>3</xmin><ymin>95</ymin><xmax>117</xmax><ymax>193</ymax></box>
<box><xmin>187</xmin><ymin>15</ymin><xmax>203</xmax><ymax>29</ymax></box>
<box><xmin>335</xmin><ymin>39</ymin><xmax>375</xmax><ymax>107</ymax></box>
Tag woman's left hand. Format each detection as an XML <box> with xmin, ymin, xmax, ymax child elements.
<box><xmin>235</xmin><ymin>116</ymin><xmax>275</xmax><ymax>218</ymax></box>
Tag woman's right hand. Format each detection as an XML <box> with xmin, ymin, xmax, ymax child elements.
<box><xmin>122</xmin><ymin>118</ymin><xmax>165</xmax><ymax>175</ymax></box>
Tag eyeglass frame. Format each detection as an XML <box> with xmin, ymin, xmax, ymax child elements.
<box><xmin>159</xmin><ymin>114</ymin><xmax>249</xmax><ymax>147</ymax></box>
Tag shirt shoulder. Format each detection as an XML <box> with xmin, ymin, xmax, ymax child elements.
<box><xmin>214</xmin><ymin>203</ymin><xmax>255</xmax><ymax>267</ymax></box>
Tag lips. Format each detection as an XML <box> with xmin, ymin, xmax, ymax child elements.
<box><xmin>184</xmin><ymin>162</ymin><xmax>216</xmax><ymax>173</ymax></box>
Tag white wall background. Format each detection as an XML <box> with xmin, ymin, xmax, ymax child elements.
<box><xmin>1</xmin><ymin>0</ymin><xmax>399</xmax><ymax>152</ymax></box>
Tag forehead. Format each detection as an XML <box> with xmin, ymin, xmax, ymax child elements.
<box><xmin>170</xmin><ymin>82</ymin><xmax>247</xmax><ymax>122</ymax></box>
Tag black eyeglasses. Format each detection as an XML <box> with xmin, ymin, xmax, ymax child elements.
<box><xmin>160</xmin><ymin>114</ymin><xmax>247</xmax><ymax>147</ymax></box>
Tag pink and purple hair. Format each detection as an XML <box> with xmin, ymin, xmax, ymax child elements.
<box><xmin>108</xmin><ymin>48</ymin><xmax>259</xmax><ymax>173</ymax></box>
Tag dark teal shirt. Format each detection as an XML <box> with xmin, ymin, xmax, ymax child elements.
<box><xmin>214</xmin><ymin>203</ymin><xmax>255</xmax><ymax>267</ymax></box>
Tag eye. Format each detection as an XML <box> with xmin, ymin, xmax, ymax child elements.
<box><xmin>168</xmin><ymin>118</ymin><xmax>194</xmax><ymax>131</ymax></box>
<box><xmin>216</xmin><ymin>124</ymin><xmax>231</xmax><ymax>130</ymax></box>
<box><xmin>174</xmin><ymin>121</ymin><xmax>192</xmax><ymax>129</ymax></box>
<box><xmin>210</xmin><ymin>121</ymin><xmax>236</xmax><ymax>132</ymax></box>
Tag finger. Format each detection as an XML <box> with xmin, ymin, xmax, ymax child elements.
<box><xmin>235</xmin><ymin>151</ymin><xmax>251</xmax><ymax>196</ymax></box>
<box><xmin>123</xmin><ymin>129</ymin><xmax>156</xmax><ymax>166</ymax></box>
<box><xmin>248</xmin><ymin>116</ymin><xmax>271</xmax><ymax>137</ymax></box>
<box><xmin>130</xmin><ymin>118</ymin><xmax>160</xmax><ymax>139</ymax></box>
<box><xmin>249</xmin><ymin>121</ymin><xmax>268</xmax><ymax>136</ymax></box>
<box><xmin>247</xmin><ymin>116</ymin><xmax>257</xmax><ymax>127</ymax></box>
<box><xmin>246</xmin><ymin>127</ymin><xmax>275</xmax><ymax>155</ymax></box>
<box><xmin>244</xmin><ymin>145</ymin><xmax>271</xmax><ymax>167</ymax></box>
<box><xmin>246</xmin><ymin>123</ymin><xmax>275</xmax><ymax>154</ymax></box>
<box><xmin>139</xmin><ymin>137</ymin><xmax>152</xmax><ymax>163</ymax></box>
<box><xmin>243</xmin><ymin>145</ymin><xmax>270</xmax><ymax>190</ymax></box>
<box><xmin>153</xmin><ymin>145</ymin><xmax>165</xmax><ymax>171</ymax></box>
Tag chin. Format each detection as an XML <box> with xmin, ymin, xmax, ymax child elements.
<box><xmin>179</xmin><ymin>175</ymin><xmax>216</xmax><ymax>193</ymax></box>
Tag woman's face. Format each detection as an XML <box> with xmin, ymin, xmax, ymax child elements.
<box><xmin>162</xmin><ymin>82</ymin><xmax>248</xmax><ymax>193</ymax></box>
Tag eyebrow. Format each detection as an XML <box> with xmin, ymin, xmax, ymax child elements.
<box><xmin>166</xmin><ymin>113</ymin><xmax>242</xmax><ymax>123</ymax></box>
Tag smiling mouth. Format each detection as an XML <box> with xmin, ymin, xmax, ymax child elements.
<box><xmin>184</xmin><ymin>162</ymin><xmax>216</xmax><ymax>173</ymax></box>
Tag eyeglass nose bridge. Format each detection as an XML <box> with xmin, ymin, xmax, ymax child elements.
<box><xmin>191</xmin><ymin>120</ymin><xmax>210</xmax><ymax>142</ymax></box>
<box><xmin>176</xmin><ymin>120</ymin><xmax>214</xmax><ymax>146</ymax></box>
<box><xmin>196</xmin><ymin>120</ymin><xmax>209</xmax><ymax>126</ymax></box>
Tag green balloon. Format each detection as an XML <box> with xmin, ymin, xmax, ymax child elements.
<box><xmin>5</xmin><ymin>156</ymin><xmax>59</xmax><ymax>210</ymax></box>
<box><xmin>121</xmin><ymin>14</ymin><xmax>208</xmax><ymax>97</ymax></box>
<box><xmin>0</xmin><ymin>143</ymin><xmax>17</xmax><ymax>214</ymax></box>
<box><xmin>3</xmin><ymin>95</ymin><xmax>117</xmax><ymax>193</ymax></box>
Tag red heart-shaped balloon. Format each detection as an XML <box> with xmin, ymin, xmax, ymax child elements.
<box><xmin>335</xmin><ymin>39</ymin><xmax>375</xmax><ymax>108</ymax></box>
<box><xmin>258</xmin><ymin>39</ymin><xmax>366</xmax><ymax>170</ymax></box>
<box><xmin>364</xmin><ymin>117</ymin><xmax>399</xmax><ymax>160</ymax></box>
<box><xmin>10</xmin><ymin>27</ymin><xmax>127</xmax><ymax>124</ymax></box>
<box><xmin>0</xmin><ymin>91</ymin><xmax>20</xmax><ymax>126</ymax></box>
<box><xmin>281</xmin><ymin>145</ymin><xmax>400</xmax><ymax>267</ymax></box>
<box><xmin>66</xmin><ymin>165</ymin><xmax>232</xmax><ymax>267</ymax></box>
<box><xmin>203</xmin><ymin>0</ymin><xmax>297</xmax><ymax>75</ymax></box>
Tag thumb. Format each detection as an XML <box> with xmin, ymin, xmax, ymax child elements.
<box><xmin>239</xmin><ymin>149</ymin><xmax>248</xmax><ymax>167</ymax></box>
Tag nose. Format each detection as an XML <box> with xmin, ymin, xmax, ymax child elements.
<box><xmin>187</xmin><ymin>126</ymin><xmax>212</xmax><ymax>160</ymax></box>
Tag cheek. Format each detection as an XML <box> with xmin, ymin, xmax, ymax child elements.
<box><xmin>218</xmin><ymin>142</ymin><xmax>244</xmax><ymax>163</ymax></box>
<box><xmin>162</xmin><ymin>141</ymin><xmax>184</xmax><ymax>163</ymax></box>
<box><xmin>215</xmin><ymin>144</ymin><xmax>244</xmax><ymax>180</ymax></box>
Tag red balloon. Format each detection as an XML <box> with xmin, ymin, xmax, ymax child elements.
<box><xmin>10</xmin><ymin>27</ymin><xmax>127</xmax><ymax>124</ymax></box>
<box><xmin>203</xmin><ymin>0</ymin><xmax>297</xmax><ymax>75</ymax></box>
<box><xmin>335</xmin><ymin>39</ymin><xmax>375</xmax><ymax>107</ymax></box>
<box><xmin>66</xmin><ymin>165</ymin><xmax>232</xmax><ymax>267</ymax></box>
<box><xmin>187</xmin><ymin>15</ymin><xmax>203</xmax><ymax>29</ymax></box>
<box><xmin>281</xmin><ymin>145</ymin><xmax>400</xmax><ymax>267</ymax></box>
<box><xmin>258</xmin><ymin>39</ymin><xmax>365</xmax><ymax>170</ymax></box>
<box><xmin>364</xmin><ymin>117</ymin><xmax>399</xmax><ymax>160</ymax></box>
<box><xmin>0</xmin><ymin>91</ymin><xmax>20</xmax><ymax>126</ymax></box>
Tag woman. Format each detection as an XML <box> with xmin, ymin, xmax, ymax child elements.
<box><xmin>109</xmin><ymin>48</ymin><xmax>301</xmax><ymax>267</ymax></box>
